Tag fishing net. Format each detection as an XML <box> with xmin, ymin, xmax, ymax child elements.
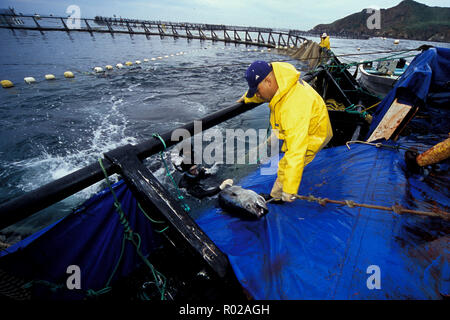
<box><xmin>275</xmin><ymin>40</ymin><xmax>329</xmax><ymax>69</ymax></box>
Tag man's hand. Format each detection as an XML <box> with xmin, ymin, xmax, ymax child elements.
<box><xmin>236</xmin><ymin>94</ymin><xmax>246</xmax><ymax>103</ymax></box>
<box><xmin>270</xmin><ymin>178</ymin><xmax>283</xmax><ymax>199</ymax></box>
<box><xmin>281</xmin><ymin>192</ymin><xmax>296</xmax><ymax>203</ymax></box>
<box><xmin>219</xmin><ymin>179</ymin><xmax>234</xmax><ymax>190</ymax></box>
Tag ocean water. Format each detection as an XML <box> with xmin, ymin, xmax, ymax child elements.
<box><xmin>0</xmin><ymin>27</ymin><xmax>449</xmax><ymax>240</ymax></box>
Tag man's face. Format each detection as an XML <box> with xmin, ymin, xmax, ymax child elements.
<box><xmin>189</xmin><ymin>164</ymin><xmax>199</xmax><ymax>176</ymax></box>
<box><xmin>255</xmin><ymin>75</ymin><xmax>276</xmax><ymax>102</ymax></box>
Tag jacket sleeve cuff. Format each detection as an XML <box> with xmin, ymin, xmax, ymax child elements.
<box><xmin>244</xmin><ymin>94</ymin><xmax>265</xmax><ymax>104</ymax></box>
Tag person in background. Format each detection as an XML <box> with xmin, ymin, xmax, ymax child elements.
<box><xmin>172</xmin><ymin>142</ymin><xmax>233</xmax><ymax>199</ymax></box>
<box><xmin>319</xmin><ymin>32</ymin><xmax>330</xmax><ymax>51</ymax></box>
<box><xmin>238</xmin><ymin>61</ymin><xmax>333</xmax><ymax>203</ymax></box>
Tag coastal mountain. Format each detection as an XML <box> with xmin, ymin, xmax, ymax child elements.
<box><xmin>311</xmin><ymin>0</ymin><xmax>450</xmax><ymax>42</ymax></box>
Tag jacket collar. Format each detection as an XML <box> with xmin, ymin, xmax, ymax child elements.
<box><xmin>269</xmin><ymin>62</ymin><xmax>301</xmax><ymax>108</ymax></box>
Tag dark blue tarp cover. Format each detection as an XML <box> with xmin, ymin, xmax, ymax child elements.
<box><xmin>0</xmin><ymin>142</ymin><xmax>448</xmax><ymax>299</ymax></box>
<box><xmin>196</xmin><ymin>142</ymin><xmax>449</xmax><ymax>299</ymax></box>
<box><xmin>367</xmin><ymin>47</ymin><xmax>450</xmax><ymax>139</ymax></box>
<box><xmin>0</xmin><ymin>180</ymin><xmax>163</xmax><ymax>299</ymax></box>
<box><xmin>0</xmin><ymin>47</ymin><xmax>448</xmax><ymax>300</ymax></box>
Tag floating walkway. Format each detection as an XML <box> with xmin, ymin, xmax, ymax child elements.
<box><xmin>0</xmin><ymin>14</ymin><xmax>308</xmax><ymax>48</ymax></box>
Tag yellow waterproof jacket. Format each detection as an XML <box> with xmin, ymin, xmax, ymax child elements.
<box><xmin>244</xmin><ymin>62</ymin><xmax>333</xmax><ymax>194</ymax></box>
<box><xmin>319</xmin><ymin>36</ymin><xmax>330</xmax><ymax>49</ymax></box>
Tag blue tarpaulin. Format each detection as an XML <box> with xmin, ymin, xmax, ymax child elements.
<box><xmin>367</xmin><ymin>47</ymin><xmax>450</xmax><ymax>139</ymax></box>
<box><xmin>196</xmin><ymin>142</ymin><xmax>449</xmax><ymax>299</ymax></box>
<box><xmin>0</xmin><ymin>180</ymin><xmax>164</xmax><ymax>299</ymax></box>
<box><xmin>0</xmin><ymin>142</ymin><xmax>448</xmax><ymax>299</ymax></box>
<box><xmin>0</xmin><ymin>47</ymin><xmax>448</xmax><ymax>300</ymax></box>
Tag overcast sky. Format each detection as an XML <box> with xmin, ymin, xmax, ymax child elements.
<box><xmin>1</xmin><ymin>0</ymin><xmax>448</xmax><ymax>30</ymax></box>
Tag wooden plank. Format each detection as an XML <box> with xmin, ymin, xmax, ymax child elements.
<box><xmin>104</xmin><ymin>144</ymin><xmax>231</xmax><ymax>278</ymax></box>
<box><xmin>367</xmin><ymin>98</ymin><xmax>412</xmax><ymax>142</ymax></box>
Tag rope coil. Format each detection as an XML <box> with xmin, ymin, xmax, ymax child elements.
<box><xmin>98</xmin><ymin>158</ymin><xmax>168</xmax><ymax>300</ymax></box>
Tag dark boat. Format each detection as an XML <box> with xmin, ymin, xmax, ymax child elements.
<box><xmin>358</xmin><ymin>58</ymin><xmax>409</xmax><ymax>97</ymax></box>
<box><xmin>0</xmin><ymin>46</ymin><xmax>448</xmax><ymax>300</ymax></box>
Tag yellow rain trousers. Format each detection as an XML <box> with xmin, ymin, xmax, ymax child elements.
<box><xmin>244</xmin><ymin>62</ymin><xmax>333</xmax><ymax>195</ymax></box>
<box><xmin>319</xmin><ymin>36</ymin><xmax>330</xmax><ymax>50</ymax></box>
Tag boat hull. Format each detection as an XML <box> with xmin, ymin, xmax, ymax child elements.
<box><xmin>358</xmin><ymin>64</ymin><xmax>399</xmax><ymax>97</ymax></box>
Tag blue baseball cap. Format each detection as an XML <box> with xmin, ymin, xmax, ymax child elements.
<box><xmin>245</xmin><ymin>61</ymin><xmax>272</xmax><ymax>98</ymax></box>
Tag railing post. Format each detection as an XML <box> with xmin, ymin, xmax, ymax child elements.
<box><xmin>32</xmin><ymin>16</ymin><xmax>44</xmax><ymax>35</ymax></box>
<box><xmin>234</xmin><ymin>30</ymin><xmax>241</xmax><ymax>41</ymax></box>
<box><xmin>85</xmin><ymin>19</ymin><xmax>93</xmax><ymax>36</ymax></box>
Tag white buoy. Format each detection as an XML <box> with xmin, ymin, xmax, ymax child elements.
<box><xmin>158</xmin><ymin>57</ymin><xmax>163</xmax><ymax>59</ymax></box>
<box><xmin>24</xmin><ymin>77</ymin><xmax>36</xmax><ymax>84</ymax></box>
<box><xmin>64</xmin><ymin>71</ymin><xmax>74</xmax><ymax>78</ymax></box>
<box><xmin>93</xmin><ymin>67</ymin><xmax>104</xmax><ymax>73</ymax></box>
<box><xmin>143</xmin><ymin>58</ymin><xmax>149</xmax><ymax>62</ymax></box>
<box><xmin>116</xmin><ymin>63</ymin><xmax>124</xmax><ymax>69</ymax></box>
<box><xmin>151</xmin><ymin>58</ymin><xmax>156</xmax><ymax>61</ymax></box>
<box><xmin>135</xmin><ymin>60</ymin><xmax>141</xmax><ymax>64</ymax></box>
<box><xmin>45</xmin><ymin>74</ymin><xmax>55</xmax><ymax>80</ymax></box>
<box><xmin>394</xmin><ymin>39</ymin><xmax>400</xmax><ymax>44</ymax></box>
<box><xmin>357</xmin><ymin>47</ymin><xmax>361</xmax><ymax>51</ymax></box>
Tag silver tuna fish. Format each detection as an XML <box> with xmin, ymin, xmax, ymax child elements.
<box><xmin>218</xmin><ymin>185</ymin><xmax>269</xmax><ymax>219</ymax></box>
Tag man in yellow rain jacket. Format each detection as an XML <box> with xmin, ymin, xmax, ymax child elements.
<box><xmin>319</xmin><ymin>33</ymin><xmax>330</xmax><ymax>50</ymax></box>
<box><xmin>242</xmin><ymin>61</ymin><xmax>332</xmax><ymax>202</ymax></box>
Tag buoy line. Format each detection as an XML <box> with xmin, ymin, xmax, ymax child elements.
<box><xmin>1</xmin><ymin>45</ymin><xmax>276</xmax><ymax>89</ymax></box>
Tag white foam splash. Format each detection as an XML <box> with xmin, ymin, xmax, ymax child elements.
<box><xmin>11</xmin><ymin>95</ymin><xmax>138</xmax><ymax>205</ymax></box>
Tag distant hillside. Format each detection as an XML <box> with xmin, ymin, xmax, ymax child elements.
<box><xmin>312</xmin><ymin>0</ymin><xmax>450</xmax><ymax>42</ymax></box>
